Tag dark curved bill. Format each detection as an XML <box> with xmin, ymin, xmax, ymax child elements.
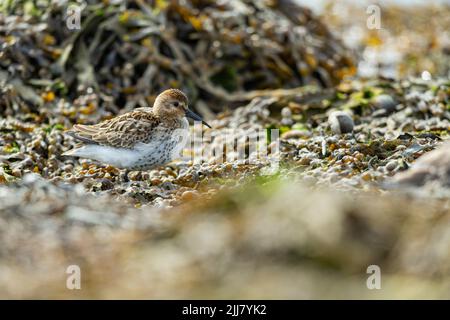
<box><xmin>185</xmin><ymin>109</ymin><xmax>211</xmax><ymax>128</ymax></box>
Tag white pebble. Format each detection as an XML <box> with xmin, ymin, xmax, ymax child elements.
<box><xmin>328</xmin><ymin>111</ymin><xmax>354</xmax><ymax>134</ymax></box>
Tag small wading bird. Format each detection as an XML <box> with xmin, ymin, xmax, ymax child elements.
<box><xmin>63</xmin><ymin>89</ymin><xmax>211</xmax><ymax>180</ymax></box>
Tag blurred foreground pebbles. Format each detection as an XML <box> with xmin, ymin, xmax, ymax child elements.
<box><xmin>390</xmin><ymin>142</ymin><xmax>450</xmax><ymax>190</ymax></box>
<box><xmin>0</xmin><ymin>173</ymin><xmax>449</xmax><ymax>298</ymax></box>
<box><xmin>0</xmin><ymin>0</ymin><xmax>449</xmax><ymax>299</ymax></box>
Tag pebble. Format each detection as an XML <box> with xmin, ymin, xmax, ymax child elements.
<box><xmin>128</xmin><ymin>171</ymin><xmax>142</xmax><ymax>181</ymax></box>
<box><xmin>298</xmin><ymin>158</ymin><xmax>311</xmax><ymax>165</ymax></box>
<box><xmin>361</xmin><ymin>172</ymin><xmax>372</xmax><ymax>181</ymax></box>
<box><xmin>281</xmin><ymin>107</ymin><xmax>292</xmax><ymax>118</ymax></box>
<box><xmin>99</xmin><ymin>178</ymin><xmax>115</xmax><ymax>190</ymax></box>
<box><xmin>373</xmin><ymin>94</ymin><xmax>397</xmax><ymax>113</ymax></box>
<box><xmin>12</xmin><ymin>168</ymin><xmax>22</xmax><ymax>177</ymax></box>
<box><xmin>281</xmin><ymin>130</ymin><xmax>311</xmax><ymax>140</ymax></box>
<box><xmin>385</xmin><ymin>160</ymin><xmax>398</xmax><ymax>172</ymax></box>
<box><xmin>181</xmin><ymin>190</ymin><xmax>198</xmax><ymax>201</ymax></box>
<box><xmin>417</xmin><ymin>100</ymin><xmax>428</xmax><ymax>112</ymax></box>
<box><xmin>328</xmin><ymin>111</ymin><xmax>354</xmax><ymax>134</ymax></box>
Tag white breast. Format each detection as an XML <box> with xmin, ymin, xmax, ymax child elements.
<box><xmin>133</xmin><ymin>118</ymin><xmax>189</xmax><ymax>166</ymax></box>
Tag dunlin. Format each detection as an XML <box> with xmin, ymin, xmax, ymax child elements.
<box><xmin>63</xmin><ymin>89</ymin><xmax>210</xmax><ymax>176</ymax></box>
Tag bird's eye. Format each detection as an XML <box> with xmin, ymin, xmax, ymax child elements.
<box><xmin>173</xmin><ymin>101</ymin><xmax>179</xmax><ymax>107</ymax></box>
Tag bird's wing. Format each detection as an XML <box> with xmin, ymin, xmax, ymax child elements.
<box><xmin>67</xmin><ymin>110</ymin><xmax>160</xmax><ymax>149</ymax></box>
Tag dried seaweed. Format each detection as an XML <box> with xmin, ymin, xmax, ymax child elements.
<box><xmin>0</xmin><ymin>0</ymin><xmax>355</xmax><ymax>115</ymax></box>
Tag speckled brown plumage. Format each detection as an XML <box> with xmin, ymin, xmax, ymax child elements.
<box><xmin>63</xmin><ymin>89</ymin><xmax>210</xmax><ymax>171</ymax></box>
<box><xmin>68</xmin><ymin>109</ymin><xmax>162</xmax><ymax>149</ymax></box>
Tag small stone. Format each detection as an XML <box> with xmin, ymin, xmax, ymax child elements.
<box><xmin>373</xmin><ymin>94</ymin><xmax>396</xmax><ymax>113</ymax></box>
<box><xmin>281</xmin><ymin>107</ymin><xmax>293</xmax><ymax>126</ymax></box>
<box><xmin>326</xmin><ymin>136</ymin><xmax>338</xmax><ymax>144</ymax></box>
<box><xmin>281</xmin><ymin>118</ymin><xmax>294</xmax><ymax>126</ymax></box>
<box><xmin>298</xmin><ymin>157</ymin><xmax>311</xmax><ymax>165</ymax></box>
<box><xmin>69</xmin><ymin>176</ymin><xmax>78</xmax><ymax>184</ymax></box>
<box><xmin>99</xmin><ymin>178</ymin><xmax>114</xmax><ymax>190</ymax></box>
<box><xmin>48</xmin><ymin>145</ymin><xmax>56</xmax><ymax>154</ymax></box>
<box><xmin>281</xmin><ymin>130</ymin><xmax>311</xmax><ymax>140</ymax></box>
<box><xmin>281</xmin><ymin>107</ymin><xmax>292</xmax><ymax>118</ymax></box>
<box><xmin>12</xmin><ymin>168</ymin><xmax>22</xmax><ymax>177</ymax></box>
<box><xmin>105</xmin><ymin>165</ymin><xmax>119</xmax><ymax>174</ymax></box>
<box><xmin>128</xmin><ymin>171</ymin><xmax>142</xmax><ymax>181</ymax></box>
<box><xmin>385</xmin><ymin>160</ymin><xmax>398</xmax><ymax>172</ymax></box>
<box><xmin>20</xmin><ymin>157</ymin><xmax>34</xmax><ymax>168</ymax></box>
<box><xmin>181</xmin><ymin>190</ymin><xmax>198</xmax><ymax>201</ymax></box>
<box><xmin>63</xmin><ymin>164</ymin><xmax>73</xmax><ymax>172</ymax></box>
<box><xmin>354</xmin><ymin>153</ymin><xmax>364</xmax><ymax>161</ymax></box>
<box><xmin>151</xmin><ymin>178</ymin><xmax>162</xmax><ymax>185</ymax></box>
<box><xmin>328</xmin><ymin>111</ymin><xmax>354</xmax><ymax>134</ymax></box>
<box><xmin>164</xmin><ymin>168</ymin><xmax>177</xmax><ymax>177</ymax></box>
<box><xmin>50</xmin><ymin>176</ymin><xmax>62</xmax><ymax>183</ymax></box>
<box><xmin>361</xmin><ymin>172</ymin><xmax>372</xmax><ymax>181</ymax></box>
<box><xmin>417</xmin><ymin>100</ymin><xmax>428</xmax><ymax>112</ymax></box>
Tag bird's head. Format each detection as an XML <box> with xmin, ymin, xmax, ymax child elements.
<box><xmin>153</xmin><ymin>89</ymin><xmax>211</xmax><ymax>128</ymax></box>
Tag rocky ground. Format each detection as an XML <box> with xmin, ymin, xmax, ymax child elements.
<box><xmin>0</xmin><ymin>0</ymin><xmax>449</xmax><ymax>298</ymax></box>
